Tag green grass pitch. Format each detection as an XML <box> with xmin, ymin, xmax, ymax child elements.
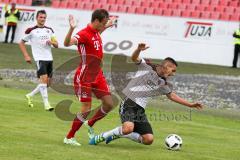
<box><xmin>0</xmin><ymin>43</ymin><xmax>239</xmax><ymax>160</ymax></box>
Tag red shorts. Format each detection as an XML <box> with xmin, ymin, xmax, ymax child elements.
<box><xmin>74</xmin><ymin>67</ymin><xmax>111</xmax><ymax>102</ymax></box>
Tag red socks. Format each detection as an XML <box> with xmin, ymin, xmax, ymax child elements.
<box><xmin>66</xmin><ymin>116</ymin><xmax>84</xmax><ymax>139</ymax></box>
<box><xmin>88</xmin><ymin>106</ymin><xmax>107</xmax><ymax>127</ymax></box>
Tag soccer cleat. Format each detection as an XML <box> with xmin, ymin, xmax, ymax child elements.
<box><xmin>84</xmin><ymin>120</ymin><xmax>95</xmax><ymax>139</ymax></box>
<box><xmin>25</xmin><ymin>95</ymin><xmax>33</xmax><ymax>108</ymax></box>
<box><xmin>44</xmin><ymin>104</ymin><xmax>54</xmax><ymax>111</ymax></box>
<box><xmin>89</xmin><ymin>134</ymin><xmax>105</xmax><ymax>145</ymax></box>
<box><xmin>105</xmin><ymin>135</ymin><xmax>120</xmax><ymax>144</ymax></box>
<box><xmin>63</xmin><ymin>137</ymin><xmax>81</xmax><ymax>146</ymax></box>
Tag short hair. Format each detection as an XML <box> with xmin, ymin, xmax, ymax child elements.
<box><xmin>36</xmin><ymin>10</ymin><xmax>47</xmax><ymax>18</ymax></box>
<box><xmin>164</xmin><ymin>57</ymin><xmax>178</xmax><ymax>66</ymax></box>
<box><xmin>91</xmin><ymin>9</ymin><xmax>109</xmax><ymax>22</ymax></box>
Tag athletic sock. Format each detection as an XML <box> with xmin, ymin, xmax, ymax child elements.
<box><xmin>102</xmin><ymin>126</ymin><xmax>142</xmax><ymax>143</ymax></box>
<box><xmin>102</xmin><ymin>126</ymin><xmax>123</xmax><ymax>139</ymax></box>
<box><xmin>39</xmin><ymin>83</ymin><xmax>49</xmax><ymax>106</ymax></box>
<box><xmin>122</xmin><ymin>132</ymin><xmax>143</xmax><ymax>143</ymax></box>
<box><xmin>66</xmin><ymin>113</ymin><xmax>86</xmax><ymax>139</ymax></box>
<box><xmin>27</xmin><ymin>84</ymin><xmax>41</xmax><ymax>97</ymax></box>
<box><xmin>88</xmin><ymin>105</ymin><xmax>108</xmax><ymax>127</ymax></box>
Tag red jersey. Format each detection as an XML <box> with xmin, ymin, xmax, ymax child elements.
<box><xmin>74</xmin><ymin>24</ymin><xmax>103</xmax><ymax>82</ymax></box>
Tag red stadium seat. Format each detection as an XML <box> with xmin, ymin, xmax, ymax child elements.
<box><xmin>205</xmin><ymin>6</ymin><xmax>216</xmax><ymax>12</ymax></box>
<box><xmin>177</xmin><ymin>4</ymin><xmax>187</xmax><ymax>10</ymax></box>
<box><xmin>59</xmin><ymin>0</ymin><xmax>68</xmax><ymax>8</ymax></box>
<box><xmin>215</xmin><ymin>5</ymin><xmax>226</xmax><ymax>12</ymax></box>
<box><xmin>93</xmin><ymin>3</ymin><xmax>103</xmax><ymax>10</ymax></box>
<box><xmin>108</xmin><ymin>0</ymin><xmax>116</xmax><ymax>5</ymax></box>
<box><xmin>219</xmin><ymin>0</ymin><xmax>229</xmax><ymax>6</ymax></box>
<box><xmin>92</xmin><ymin>0</ymin><xmax>99</xmax><ymax>4</ymax></box>
<box><xmin>76</xmin><ymin>2</ymin><xmax>85</xmax><ymax>9</ymax></box>
<box><xmin>24</xmin><ymin>0</ymin><xmax>32</xmax><ymax>5</ymax></box>
<box><xmin>230</xmin><ymin>14</ymin><xmax>240</xmax><ymax>21</ymax></box>
<box><xmin>196</xmin><ymin>5</ymin><xmax>206</xmax><ymax>11</ymax></box>
<box><xmin>132</xmin><ymin>0</ymin><xmax>142</xmax><ymax>6</ymax></box>
<box><xmin>17</xmin><ymin>0</ymin><xmax>25</xmax><ymax>5</ymax></box>
<box><xmin>210</xmin><ymin>12</ymin><xmax>220</xmax><ymax>20</ymax></box>
<box><xmin>164</xmin><ymin>0</ymin><xmax>174</xmax><ymax>3</ymax></box>
<box><xmin>192</xmin><ymin>0</ymin><xmax>200</xmax><ymax>4</ymax></box>
<box><xmin>118</xmin><ymin>5</ymin><xmax>128</xmax><ymax>12</ymax></box>
<box><xmin>210</xmin><ymin>0</ymin><xmax>219</xmax><ymax>5</ymax></box>
<box><xmin>182</xmin><ymin>0</ymin><xmax>191</xmax><ymax>4</ymax></box>
<box><xmin>181</xmin><ymin>10</ymin><xmax>191</xmax><ymax>17</ymax></box>
<box><xmin>102</xmin><ymin>4</ymin><xmax>110</xmax><ymax>10</ymax></box>
<box><xmin>201</xmin><ymin>0</ymin><xmax>210</xmax><ymax>5</ymax></box>
<box><xmin>201</xmin><ymin>12</ymin><xmax>210</xmax><ymax>19</ymax></box>
<box><xmin>159</xmin><ymin>2</ymin><xmax>168</xmax><ymax>9</ymax></box>
<box><xmin>68</xmin><ymin>1</ymin><xmax>77</xmax><ymax>8</ymax></box>
<box><xmin>124</xmin><ymin>0</ymin><xmax>134</xmax><ymax>6</ymax></box>
<box><xmin>145</xmin><ymin>8</ymin><xmax>154</xmax><ymax>14</ymax></box>
<box><xmin>168</xmin><ymin>3</ymin><xmax>178</xmax><ymax>9</ymax></box>
<box><xmin>109</xmin><ymin>4</ymin><xmax>118</xmax><ymax>12</ymax></box>
<box><xmin>84</xmin><ymin>3</ymin><xmax>94</xmax><ymax>10</ymax></box>
<box><xmin>127</xmin><ymin>6</ymin><xmax>136</xmax><ymax>13</ymax></box>
<box><xmin>225</xmin><ymin>6</ymin><xmax>235</xmax><ymax>14</ymax></box>
<box><xmin>51</xmin><ymin>0</ymin><xmax>60</xmax><ymax>8</ymax></box>
<box><xmin>220</xmin><ymin>13</ymin><xmax>230</xmax><ymax>20</ymax></box>
<box><xmin>162</xmin><ymin>9</ymin><xmax>172</xmax><ymax>16</ymax></box>
<box><xmin>115</xmin><ymin>0</ymin><xmax>125</xmax><ymax>5</ymax></box>
<box><xmin>173</xmin><ymin>0</ymin><xmax>182</xmax><ymax>3</ymax></box>
<box><xmin>142</xmin><ymin>1</ymin><xmax>152</xmax><ymax>8</ymax></box>
<box><xmin>186</xmin><ymin>4</ymin><xmax>196</xmax><ymax>11</ymax></box>
<box><xmin>151</xmin><ymin>1</ymin><xmax>160</xmax><ymax>8</ymax></box>
<box><xmin>153</xmin><ymin>8</ymin><xmax>163</xmax><ymax>15</ymax></box>
<box><xmin>229</xmin><ymin>1</ymin><xmax>239</xmax><ymax>7</ymax></box>
<box><xmin>172</xmin><ymin>9</ymin><xmax>182</xmax><ymax>17</ymax></box>
<box><xmin>136</xmin><ymin>7</ymin><xmax>146</xmax><ymax>14</ymax></box>
<box><xmin>191</xmin><ymin>11</ymin><xmax>201</xmax><ymax>18</ymax></box>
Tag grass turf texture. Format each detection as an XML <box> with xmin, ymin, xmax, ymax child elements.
<box><xmin>0</xmin><ymin>43</ymin><xmax>240</xmax><ymax>160</ymax></box>
<box><xmin>0</xmin><ymin>86</ymin><xmax>239</xmax><ymax>160</ymax></box>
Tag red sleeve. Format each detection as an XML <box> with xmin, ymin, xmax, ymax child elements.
<box><xmin>73</xmin><ymin>31</ymin><xmax>87</xmax><ymax>44</ymax></box>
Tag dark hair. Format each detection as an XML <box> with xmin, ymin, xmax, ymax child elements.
<box><xmin>91</xmin><ymin>9</ymin><xmax>109</xmax><ymax>22</ymax></box>
<box><xmin>164</xmin><ymin>57</ymin><xmax>178</xmax><ymax>66</ymax></box>
<box><xmin>36</xmin><ymin>10</ymin><xmax>47</xmax><ymax>18</ymax></box>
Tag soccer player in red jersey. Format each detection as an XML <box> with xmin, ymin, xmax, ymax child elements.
<box><xmin>63</xmin><ymin>9</ymin><xmax>116</xmax><ymax>146</ymax></box>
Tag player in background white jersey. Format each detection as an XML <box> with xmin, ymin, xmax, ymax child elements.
<box><xmin>89</xmin><ymin>43</ymin><xmax>203</xmax><ymax>145</ymax></box>
<box><xmin>19</xmin><ymin>10</ymin><xmax>58</xmax><ymax>111</ymax></box>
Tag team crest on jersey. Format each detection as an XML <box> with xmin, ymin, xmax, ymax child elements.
<box><xmin>81</xmin><ymin>92</ymin><xmax>88</xmax><ymax>98</ymax></box>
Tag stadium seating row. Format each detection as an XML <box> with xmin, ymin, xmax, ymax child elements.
<box><xmin>51</xmin><ymin>0</ymin><xmax>240</xmax><ymax>21</ymax></box>
<box><xmin>0</xmin><ymin>0</ymin><xmax>239</xmax><ymax>21</ymax></box>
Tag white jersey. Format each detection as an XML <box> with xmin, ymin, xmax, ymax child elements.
<box><xmin>22</xmin><ymin>26</ymin><xmax>55</xmax><ymax>61</ymax></box>
<box><xmin>122</xmin><ymin>59</ymin><xmax>173</xmax><ymax>109</ymax></box>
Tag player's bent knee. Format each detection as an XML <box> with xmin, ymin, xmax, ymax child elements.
<box><xmin>142</xmin><ymin>134</ymin><xmax>154</xmax><ymax>145</ymax></box>
<box><xmin>122</xmin><ymin>123</ymin><xmax>134</xmax><ymax>135</ymax></box>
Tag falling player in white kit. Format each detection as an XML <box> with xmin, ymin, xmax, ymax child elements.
<box><xmin>19</xmin><ymin>10</ymin><xmax>58</xmax><ymax>111</ymax></box>
<box><xmin>89</xmin><ymin>43</ymin><xmax>203</xmax><ymax>145</ymax></box>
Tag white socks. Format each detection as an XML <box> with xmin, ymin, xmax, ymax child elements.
<box><xmin>27</xmin><ymin>84</ymin><xmax>41</xmax><ymax>97</ymax></box>
<box><xmin>102</xmin><ymin>126</ymin><xmax>142</xmax><ymax>143</ymax></box>
<box><xmin>102</xmin><ymin>126</ymin><xmax>123</xmax><ymax>139</ymax></box>
<box><xmin>39</xmin><ymin>83</ymin><xmax>49</xmax><ymax>106</ymax></box>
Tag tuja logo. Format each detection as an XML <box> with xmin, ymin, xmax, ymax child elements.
<box><xmin>185</xmin><ymin>21</ymin><xmax>212</xmax><ymax>38</ymax></box>
<box><xmin>18</xmin><ymin>8</ymin><xmax>35</xmax><ymax>22</ymax></box>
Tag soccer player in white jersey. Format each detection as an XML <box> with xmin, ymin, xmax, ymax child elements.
<box><xmin>19</xmin><ymin>10</ymin><xmax>58</xmax><ymax>111</ymax></box>
<box><xmin>89</xmin><ymin>43</ymin><xmax>203</xmax><ymax>145</ymax></box>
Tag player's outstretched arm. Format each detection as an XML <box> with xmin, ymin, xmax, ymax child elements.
<box><xmin>19</xmin><ymin>40</ymin><xmax>32</xmax><ymax>64</ymax></box>
<box><xmin>64</xmin><ymin>15</ymin><xmax>77</xmax><ymax>47</ymax></box>
<box><xmin>166</xmin><ymin>92</ymin><xmax>203</xmax><ymax>110</ymax></box>
<box><xmin>131</xmin><ymin>43</ymin><xmax>149</xmax><ymax>63</ymax></box>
